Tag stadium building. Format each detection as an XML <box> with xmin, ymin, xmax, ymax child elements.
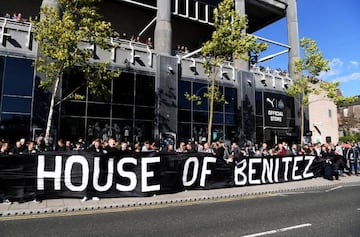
<box><xmin>0</xmin><ymin>0</ymin><xmax>303</xmax><ymax>147</ymax></box>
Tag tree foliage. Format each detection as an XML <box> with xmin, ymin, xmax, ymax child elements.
<box><xmin>287</xmin><ymin>37</ymin><xmax>357</xmax><ymax>145</ymax></box>
<box><xmin>33</xmin><ymin>0</ymin><xmax>120</xmax><ymax>143</ymax></box>
<box><xmin>186</xmin><ymin>0</ymin><xmax>268</xmax><ymax>143</ymax></box>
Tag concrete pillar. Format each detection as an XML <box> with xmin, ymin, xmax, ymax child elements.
<box><xmin>154</xmin><ymin>1</ymin><xmax>172</xmax><ymax>55</ymax></box>
<box><xmin>286</xmin><ymin>0</ymin><xmax>301</xmax><ymax>139</ymax></box>
<box><xmin>286</xmin><ymin>0</ymin><xmax>300</xmax><ymax>80</ymax></box>
<box><xmin>234</xmin><ymin>0</ymin><xmax>249</xmax><ymax>71</ymax></box>
<box><xmin>41</xmin><ymin>0</ymin><xmax>62</xmax><ymax>18</ymax></box>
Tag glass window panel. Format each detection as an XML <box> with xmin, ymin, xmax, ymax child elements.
<box><xmin>193</xmin><ymin>124</ymin><xmax>207</xmax><ymax>143</ymax></box>
<box><xmin>256</xmin><ymin>116</ymin><xmax>263</xmax><ymax>127</ymax></box>
<box><xmin>2</xmin><ymin>96</ymin><xmax>31</xmax><ymax>113</ymax></box>
<box><xmin>112</xmin><ymin>120</ymin><xmax>133</xmax><ymax>143</ymax></box>
<box><xmin>178</xmin><ymin>109</ymin><xmax>191</xmax><ymax>122</ymax></box>
<box><xmin>189</xmin><ymin>0</ymin><xmax>196</xmax><ymax>18</ymax></box>
<box><xmin>213</xmin><ymin>112</ymin><xmax>223</xmax><ymax>124</ymax></box>
<box><xmin>178</xmin><ymin>0</ymin><xmax>186</xmax><ymax>15</ymax></box>
<box><xmin>198</xmin><ymin>2</ymin><xmax>206</xmax><ymax>21</ymax></box>
<box><xmin>112</xmin><ymin>104</ymin><xmax>133</xmax><ymax>119</ymax></box>
<box><xmin>87</xmin><ymin>102</ymin><xmax>110</xmax><ymax>117</ymax></box>
<box><xmin>0</xmin><ymin>114</ymin><xmax>31</xmax><ymax>141</ymax></box>
<box><xmin>3</xmin><ymin>57</ymin><xmax>34</xmax><ymax>96</ymax></box>
<box><xmin>178</xmin><ymin>123</ymin><xmax>191</xmax><ymax>143</ymax></box>
<box><xmin>193</xmin><ymin>82</ymin><xmax>208</xmax><ymax>111</ymax></box>
<box><xmin>0</xmin><ymin>56</ymin><xmax>4</xmax><ymax>104</ymax></box>
<box><xmin>135</xmin><ymin>121</ymin><xmax>153</xmax><ymax>143</ymax></box>
<box><xmin>225</xmin><ymin>87</ymin><xmax>237</xmax><ymax>113</ymax></box>
<box><xmin>59</xmin><ymin>117</ymin><xmax>85</xmax><ymax>141</ymax></box>
<box><xmin>88</xmin><ymin>80</ymin><xmax>111</xmax><ymax>102</ymax></box>
<box><xmin>225</xmin><ymin>126</ymin><xmax>237</xmax><ymax>143</ymax></box>
<box><xmin>255</xmin><ymin>91</ymin><xmax>263</xmax><ymax>115</ymax></box>
<box><xmin>193</xmin><ymin>111</ymin><xmax>208</xmax><ymax>123</ymax></box>
<box><xmin>61</xmin><ymin>69</ymin><xmax>87</xmax><ymax>99</ymax></box>
<box><xmin>86</xmin><ymin>119</ymin><xmax>111</xmax><ymax>141</ymax></box>
<box><xmin>178</xmin><ymin>80</ymin><xmax>191</xmax><ymax>109</ymax></box>
<box><xmin>113</xmin><ymin>73</ymin><xmax>134</xmax><ymax>105</ymax></box>
<box><xmin>135</xmin><ymin>74</ymin><xmax>155</xmax><ymax>106</ymax></box>
<box><xmin>212</xmin><ymin>125</ymin><xmax>224</xmax><ymax>141</ymax></box>
<box><xmin>225</xmin><ymin>114</ymin><xmax>235</xmax><ymax>125</ymax></box>
<box><xmin>135</xmin><ymin>107</ymin><xmax>154</xmax><ymax>120</ymax></box>
<box><xmin>61</xmin><ymin>101</ymin><xmax>86</xmax><ymax>116</ymax></box>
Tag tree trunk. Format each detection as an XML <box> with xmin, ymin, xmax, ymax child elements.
<box><xmin>207</xmin><ymin>74</ymin><xmax>216</xmax><ymax>144</ymax></box>
<box><xmin>44</xmin><ymin>74</ymin><xmax>61</xmax><ymax>146</ymax></box>
<box><xmin>300</xmin><ymin>91</ymin><xmax>305</xmax><ymax>147</ymax></box>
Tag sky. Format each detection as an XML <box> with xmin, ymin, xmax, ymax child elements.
<box><xmin>254</xmin><ymin>0</ymin><xmax>360</xmax><ymax>97</ymax></box>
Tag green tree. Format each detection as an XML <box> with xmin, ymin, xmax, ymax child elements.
<box><xmin>287</xmin><ymin>37</ymin><xmax>356</xmax><ymax>145</ymax></box>
<box><xmin>33</xmin><ymin>0</ymin><xmax>120</xmax><ymax>144</ymax></box>
<box><xmin>186</xmin><ymin>0</ymin><xmax>267</xmax><ymax>143</ymax></box>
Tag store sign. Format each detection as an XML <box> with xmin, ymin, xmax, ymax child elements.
<box><xmin>264</xmin><ymin>92</ymin><xmax>289</xmax><ymax>127</ymax></box>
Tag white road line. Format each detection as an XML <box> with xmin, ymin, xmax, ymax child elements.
<box><xmin>357</xmin><ymin>208</ymin><xmax>360</xmax><ymax>211</ymax></box>
<box><xmin>241</xmin><ymin>223</ymin><xmax>312</xmax><ymax>237</ymax></box>
<box><xmin>325</xmin><ymin>185</ymin><xmax>343</xmax><ymax>192</ymax></box>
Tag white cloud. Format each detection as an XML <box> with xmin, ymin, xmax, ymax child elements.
<box><xmin>349</xmin><ymin>60</ymin><xmax>359</xmax><ymax>68</ymax></box>
<box><xmin>333</xmin><ymin>72</ymin><xmax>360</xmax><ymax>83</ymax></box>
<box><xmin>320</xmin><ymin>58</ymin><xmax>343</xmax><ymax>79</ymax></box>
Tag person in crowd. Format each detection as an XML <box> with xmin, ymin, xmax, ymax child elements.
<box><xmin>346</xmin><ymin>142</ymin><xmax>359</xmax><ymax>176</ymax></box>
<box><xmin>35</xmin><ymin>136</ymin><xmax>46</xmax><ymax>152</ymax></box>
<box><xmin>55</xmin><ymin>139</ymin><xmax>66</xmax><ymax>151</ymax></box>
<box><xmin>322</xmin><ymin>156</ymin><xmax>339</xmax><ymax>181</ymax></box>
<box><xmin>195</xmin><ymin>140</ymin><xmax>203</xmax><ymax>152</ymax></box>
<box><xmin>65</xmin><ymin>140</ymin><xmax>73</xmax><ymax>151</ymax></box>
<box><xmin>203</xmin><ymin>142</ymin><xmax>214</xmax><ymax>154</ymax></box>
<box><xmin>9</xmin><ymin>141</ymin><xmax>23</xmax><ymax>155</ymax></box>
<box><xmin>225</xmin><ymin>154</ymin><xmax>234</xmax><ymax>164</ymax></box>
<box><xmin>259</xmin><ymin>143</ymin><xmax>268</xmax><ymax>157</ymax></box>
<box><xmin>150</xmin><ymin>142</ymin><xmax>159</xmax><ymax>151</ymax></box>
<box><xmin>214</xmin><ymin>141</ymin><xmax>225</xmax><ymax>159</ymax></box>
<box><xmin>166</xmin><ymin>144</ymin><xmax>175</xmax><ymax>153</ymax></box>
<box><xmin>19</xmin><ymin>138</ymin><xmax>27</xmax><ymax>153</ymax></box>
<box><xmin>119</xmin><ymin>141</ymin><xmax>129</xmax><ymax>152</ymax></box>
<box><xmin>25</xmin><ymin>140</ymin><xmax>37</xmax><ymax>154</ymax></box>
<box><xmin>133</xmin><ymin>142</ymin><xmax>141</xmax><ymax>152</ymax></box>
<box><xmin>291</xmin><ymin>143</ymin><xmax>299</xmax><ymax>155</ymax></box>
<box><xmin>0</xmin><ymin>140</ymin><xmax>9</xmax><ymax>155</ymax></box>
<box><xmin>176</xmin><ymin>142</ymin><xmax>187</xmax><ymax>153</ymax></box>
<box><xmin>88</xmin><ymin>138</ymin><xmax>103</xmax><ymax>153</ymax></box>
<box><xmin>104</xmin><ymin>137</ymin><xmax>118</xmax><ymax>153</ymax></box>
<box><xmin>186</xmin><ymin>142</ymin><xmax>196</xmax><ymax>153</ymax></box>
<box><xmin>141</xmin><ymin>140</ymin><xmax>152</xmax><ymax>152</ymax></box>
<box><xmin>230</xmin><ymin>142</ymin><xmax>242</xmax><ymax>162</ymax></box>
<box><xmin>145</xmin><ymin>37</ymin><xmax>152</xmax><ymax>47</ymax></box>
<box><xmin>73</xmin><ymin>142</ymin><xmax>82</xmax><ymax>151</ymax></box>
<box><xmin>276</xmin><ymin>143</ymin><xmax>287</xmax><ymax>156</ymax></box>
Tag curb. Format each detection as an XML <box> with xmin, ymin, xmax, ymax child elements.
<box><xmin>1</xmin><ymin>179</ymin><xmax>359</xmax><ymax>217</ymax></box>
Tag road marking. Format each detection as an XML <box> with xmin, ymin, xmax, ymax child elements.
<box><xmin>325</xmin><ymin>185</ymin><xmax>343</xmax><ymax>192</ymax></box>
<box><xmin>357</xmin><ymin>208</ymin><xmax>360</xmax><ymax>211</ymax></box>
<box><xmin>274</xmin><ymin>191</ymin><xmax>305</xmax><ymax>196</ymax></box>
<box><xmin>241</xmin><ymin>223</ymin><xmax>312</xmax><ymax>237</ymax></box>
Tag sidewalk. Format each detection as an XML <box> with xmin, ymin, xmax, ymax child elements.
<box><xmin>1</xmin><ymin>175</ymin><xmax>360</xmax><ymax>217</ymax></box>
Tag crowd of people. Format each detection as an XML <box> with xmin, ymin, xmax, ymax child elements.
<box><xmin>1</xmin><ymin>12</ymin><xmax>39</xmax><ymax>23</ymax></box>
<box><xmin>1</xmin><ymin>135</ymin><xmax>359</xmax><ymax>176</ymax></box>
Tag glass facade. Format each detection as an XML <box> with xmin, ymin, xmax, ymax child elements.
<box><xmin>178</xmin><ymin>79</ymin><xmax>238</xmax><ymax>143</ymax></box>
<box><xmin>60</xmin><ymin>71</ymin><xmax>155</xmax><ymax>144</ymax></box>
<box><xmin>0</xmin><ymin>56</ymin><xmax>35</xmax><ymax>142</ymax></box>
<box><xmin>255</xmin><ymin>91</ymin><xmax>296</xmax><ymax>146</ymax></box>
